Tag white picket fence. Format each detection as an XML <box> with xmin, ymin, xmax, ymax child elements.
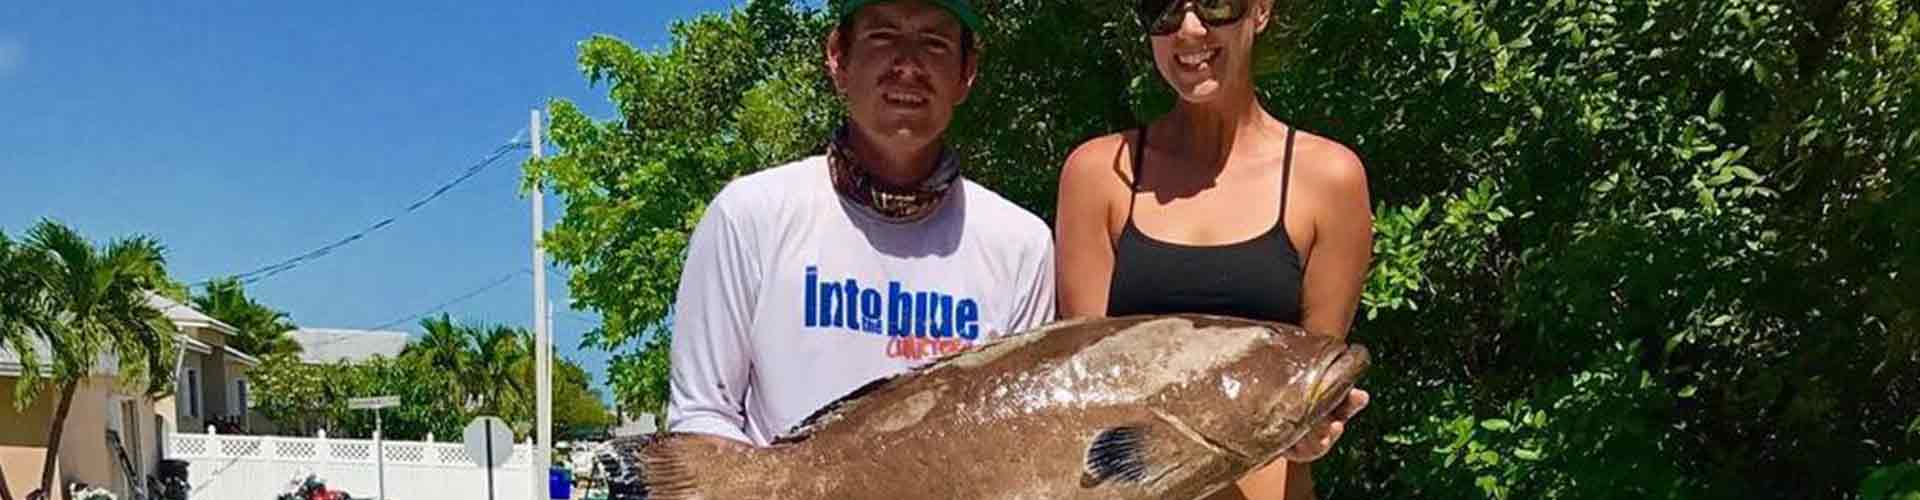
<box><xmin>170</xmin><ymin>429</ymin><xmax>537</xmax><ymax>500</ymax></box>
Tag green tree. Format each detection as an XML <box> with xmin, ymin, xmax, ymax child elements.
<box><xmin>401</xmin><ymin>313</ymin><xmax>474</xmax><ymax>416</ymax></box>
<box><xmin>398</xmin><ymin>316</ymin><xmax>531</xmax><ymax>421</ymax></box>
<box><xmin>509</xmin><ymin>344</ymin><xmax>616</xmax><ymax>440</ymax></box>
<box><xmin>604</xmin><ymin>333</ymin><xmax>670</xmax><ymax>426</ymax></box>
<box><xmin>1862</xmin><ymin>462</ymin><xmax>1920</xmax><ymax>500</ymax></box>
<box><xmin>1284</xmin><ymin>0</ymin><xmax>1919</xmax><ymax>496</ymax></box>
<box><xmin>5</xmin><ymin>220</ymin><xmax>179</xmax><ymax>499</ymax></box>
<box><xmin>529</xmin><ymin>0</ymin><xmax>1918</xmax><ymax>496</ymax></box>
<box><xmin>246</xmin><ymin>353</ymin><xmax>341</xmax><ymax>436</ymax></box>
<box><xmin>550</xmin><ymin>357</ymin><xmax>615</xmax><ymax>439</ymax></box>
<box><xmin>469</xmin><ymin>324</ymin><xmax>530</xmax><ymax>419</ymax></box>
<box><xmin>249</xmin><ymin>352</ymin><xmax>472</xmax><ymax>441</ymax></box>
<box><xmin>405</xmin><ymin>313</ymin><xmax>471</xmax><ymax>374</ymax></box>
<box><xmin>493</xmin><ymin>327</ymin><xmax>615</xmax><ymax>438</ymax></box>
<box><xmin>245</xmin><ymin>313</ymin><xmax>616</xmax><ymax>441</ymax></box>
<box><xmin>330</xmin><ymin>354</ymin><xmax>471</xmax><ymax>441</ymax></box>
<box><xmin>192</xmin><ymin>277</ymin><xmax>302</xmax><ymax>357</ymax></box>
<box><xmin>0</xmin><ymin>230</ymin><xmax>38</xmax><ymax>500</ymax></box>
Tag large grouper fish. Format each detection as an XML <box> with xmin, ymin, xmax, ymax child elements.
<box><xmin>641</xmin><ymin>313</ymin><xmax>1371</xmax><ymax>500</ymax></box>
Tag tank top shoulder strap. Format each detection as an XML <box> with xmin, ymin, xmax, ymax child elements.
<box><xmin>1279</xmin><ymin>125</ymin><xmax>1296</xmax><ymax>220</ymax></box>
<box><xmin>1129</xmin><ymin>127</ymin><xmax>1149</xmax><ymax>192</ymax></box>
<box><xmin>1125</xmin><ymin>126</ymin><xmax>1149</xmax><ymax>222</ymax></box>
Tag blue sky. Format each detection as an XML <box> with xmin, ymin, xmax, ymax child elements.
<box><xmin>0</xmin><ymin>1</ymin><xmax>759</xmax><ymax>402</ymax></box>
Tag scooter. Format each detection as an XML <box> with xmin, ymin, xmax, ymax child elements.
<box><xmin>275</xmin><ymin>472</ymin><xmax>358</xmax><ymax>500</ymax></box>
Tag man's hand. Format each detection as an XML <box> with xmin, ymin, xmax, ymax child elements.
<box><xmin>1279</xmin><ymin>388</ymin><xmax>1370</xmax><ymax>463</ymax></box>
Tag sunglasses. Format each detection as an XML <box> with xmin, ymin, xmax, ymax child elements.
<box><xmin>1135</xmin><ymin>0</ymin><xmax>1250</xmax><ymax>36</ymax></box>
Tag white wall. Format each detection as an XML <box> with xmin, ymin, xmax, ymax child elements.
<box><xmin>170</xmin><ymin>431</ymin><xmax>538</xmax><ymax>500</ymax></box>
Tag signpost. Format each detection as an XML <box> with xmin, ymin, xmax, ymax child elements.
<box><xmin>464</xmin><ymin>416</ymin><xmax>515</xmax><ymax>500</ymax></box>
<box><xmin>348</xmin><ymin>396</ymin><xmax>400</xmax><ymax>409</ymax></box>
<box><xmin>348</xmin><ymin>396</ymin><xmax>400</xmax><ymax>500</ymax></box>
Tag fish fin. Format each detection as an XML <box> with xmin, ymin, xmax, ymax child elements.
<box><xmin>1082</xmin><ymin>426</ymin><xmax>1154</xmax><ymax>487</ymax></box>
<box><xmin>641</xmin><ymin>432</ymin><xmax>775</xmax><ymax>500</ymax></box>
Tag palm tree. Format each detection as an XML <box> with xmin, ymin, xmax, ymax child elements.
<box><xmin>0</xmin><ymin>230</ymin><xmax>40</xmax><ymax>500</ymax></box>
<box><xmin>399</xmin><ymin>317</ymin><xmax>532</xmax><ymax>418</ymax></box>
<box><xmin>192</xmin><ymin>278</ymin><xmax>301</xmax><ymax>357</ymax></box>
<box><xmin>9</xmin><ymin>220</ymin><xmax>178</xmax><ymax>499</ymax></box>
<box><xmin>399</xmin><ymin>313</ymin><xmax>476</xmax><ymax>420</ymax></box>
<box><xmin>404</xmin><ymin>314</ymin><xmax>470</xmax><ymax>375</ymax></box>
<box><xmin>466</xmin><ymin>325</ymin><xmax>531</xmax><ymax>418</ymax></box>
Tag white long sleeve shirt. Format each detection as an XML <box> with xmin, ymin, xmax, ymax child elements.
<box><xmin>665</xmin><ymin>155</ymin><xmax>1056</xmax><ymax>446</ymax></box>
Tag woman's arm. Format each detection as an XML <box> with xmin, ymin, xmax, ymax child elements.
<box><xmin>1054</xmin><ymin>133</ymin><xmax>1132</xmax><ymax>319</ymax></box>
<box><xmin>1298</xmin><ymin>147</ymin><xmax>1374</xmax><ymax>340</ymax></box>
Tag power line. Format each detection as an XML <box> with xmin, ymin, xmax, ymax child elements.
<box><xmin>191</xmin><ymin>138</ymin><xmax>532</xmax><ymax>288</ymax></box>
<box><xmin>362</xmin><ymin>266</ymin><xmax>598</xmax><ymax>335</ymax></box>
<box><xmin>367</xmin><ymin>269</ymin><xmax>530</xmax><ymax>331</ymax></box>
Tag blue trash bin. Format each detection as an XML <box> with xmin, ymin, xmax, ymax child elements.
<box><xmin>550</xmin><ymin>468</ymin><xmax>573</xmax><ymax>499</ymax></box>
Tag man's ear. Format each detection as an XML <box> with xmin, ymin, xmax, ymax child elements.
<box><xmin>956</xmin><ymin>48</ymin><xmax>980</xmax><ymax>105</ymax></box>
<box><xmin>825</xmin><ymin>27</ymin><xmax>848</xmax><ymax>94</ymax></box>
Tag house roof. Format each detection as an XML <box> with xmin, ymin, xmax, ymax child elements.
<box><xmin>223</xmin><ymin>345</ymin><xmax>261</xmax><ymax>367</ymax></box>
<box><xmin>288</xmin><ymin>328</ymin><xmax>410</xmax><ymax>365</ymax></box>
<box><xmin>146</xmin><ymin>293</ymin><xmax>238</xmax><ymax>336</ymax></box>
<box><xmin>1</xmin><ymin>333</ymin><xmax>204</xmax><ymax>377</ymax></box>
<box><xmin>179</xmin><ymin>334</ymin><xmax>213</xmax><ymax>355</ymax></box>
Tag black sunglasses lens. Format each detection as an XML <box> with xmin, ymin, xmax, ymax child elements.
<box><xmin>1142</xmin><ymin>0</ymin><xmax>1246</xmax><ymax>35</ymax></box>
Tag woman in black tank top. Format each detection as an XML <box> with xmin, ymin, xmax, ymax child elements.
<box><xmin>1105</xmin><ymin>125</ymin><xmax>1307</xmax><ymax>324</ymax></box>
<box><xmin>1053</xmin><ymin>0</ymin><xmax>1376</xmax><ymax>498</ymax></box>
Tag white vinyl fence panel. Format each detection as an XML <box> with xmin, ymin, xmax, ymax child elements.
<box><xmin>170</xmin><ymin>430</ymin><xmax>537</xmax><ymax>500</ymax></box>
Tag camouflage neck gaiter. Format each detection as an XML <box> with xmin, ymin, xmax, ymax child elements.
<box><xmin>826</xmin><ymin>124</ymin><xmax>962</xmax><ymax>223</ymax></box>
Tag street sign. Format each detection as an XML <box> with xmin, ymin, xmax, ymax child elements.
<box><xmin>464</xmin><ymin>416</ymin><xmax>515</xmax><ymax>500</ymax></box>
<box><xmin>348</xmin><ymin>396</ymin><xmax>400</xmax><ymax>410</ymax></box>
<box><xmin>464</xmin><ymin>416</ymin><xmax>516</xmax><ymax>467</ymax></box>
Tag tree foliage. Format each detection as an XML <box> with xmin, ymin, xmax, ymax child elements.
<box><xmin>248</xmin><ymin>353</ymin><xmax>472</xmax><ymax>440</ymax></box>
<box><xmin>0</xmin><ymin>230</ymin><xmax>47</xmax><ymax>402</ymax></box>
<box><xmin>549</xmin><ymin>351</ymin><xmax>617</xmax><ymax>439</ymax></box>
<box><xmin>529</xmin><ymin>0</ymin><xmax>1918</xmax><ymax>497</ymax></box>
<box><xmin>250</xmin><ymin>315</ymin><xmax>612</xmax><ymax>441</ymax></box>
<box><xmin>192</xmin><ymin>278</ymin><xmax>303</xmax><ymax>357</ymax></box>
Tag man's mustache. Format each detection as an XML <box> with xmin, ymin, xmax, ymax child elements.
<box><xmin>877</xmin><ymin>72</ymin><xmax>935</xmax><ymax>95</ymax></box>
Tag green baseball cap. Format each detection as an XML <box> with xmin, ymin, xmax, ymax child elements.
<box><xmin>836</xmin><ymin>0</ymin><xmax>983</xmax><ymax>33</ymax></box>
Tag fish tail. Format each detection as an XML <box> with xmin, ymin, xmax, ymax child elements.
<box><xmin>641</xmin><ymin>432</ymin><xmax>788</xmax><ymax>500</ymax></box>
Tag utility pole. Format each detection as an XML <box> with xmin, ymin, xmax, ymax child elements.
<box><xmin>530</xmin><ymin>109</ymin><xmax>553</xmax><ymax>500</ymax></box>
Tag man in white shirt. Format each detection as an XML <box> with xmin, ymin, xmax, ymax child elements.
<box><xmin>666</xmin><ymin>0</ymin><xmax>1057</xmax><ymax>446</ymax></box>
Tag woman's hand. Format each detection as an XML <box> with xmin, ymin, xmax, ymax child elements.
<box><xmin>1278</xmin><ymin>388</ymin><xmax>1369</xmax><ymax>462</ymax></box>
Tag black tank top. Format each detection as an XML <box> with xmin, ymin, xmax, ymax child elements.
<box><xmin>1106</xmin><ymin>126</ymin><xmax>1305</xmax><ymax>324</ymax></box>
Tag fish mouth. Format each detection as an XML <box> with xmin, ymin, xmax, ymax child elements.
<box><xmin>1306</xmin><ymin>343</ymin><xmax>1370</xmax><ymax>422</ymax></box>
